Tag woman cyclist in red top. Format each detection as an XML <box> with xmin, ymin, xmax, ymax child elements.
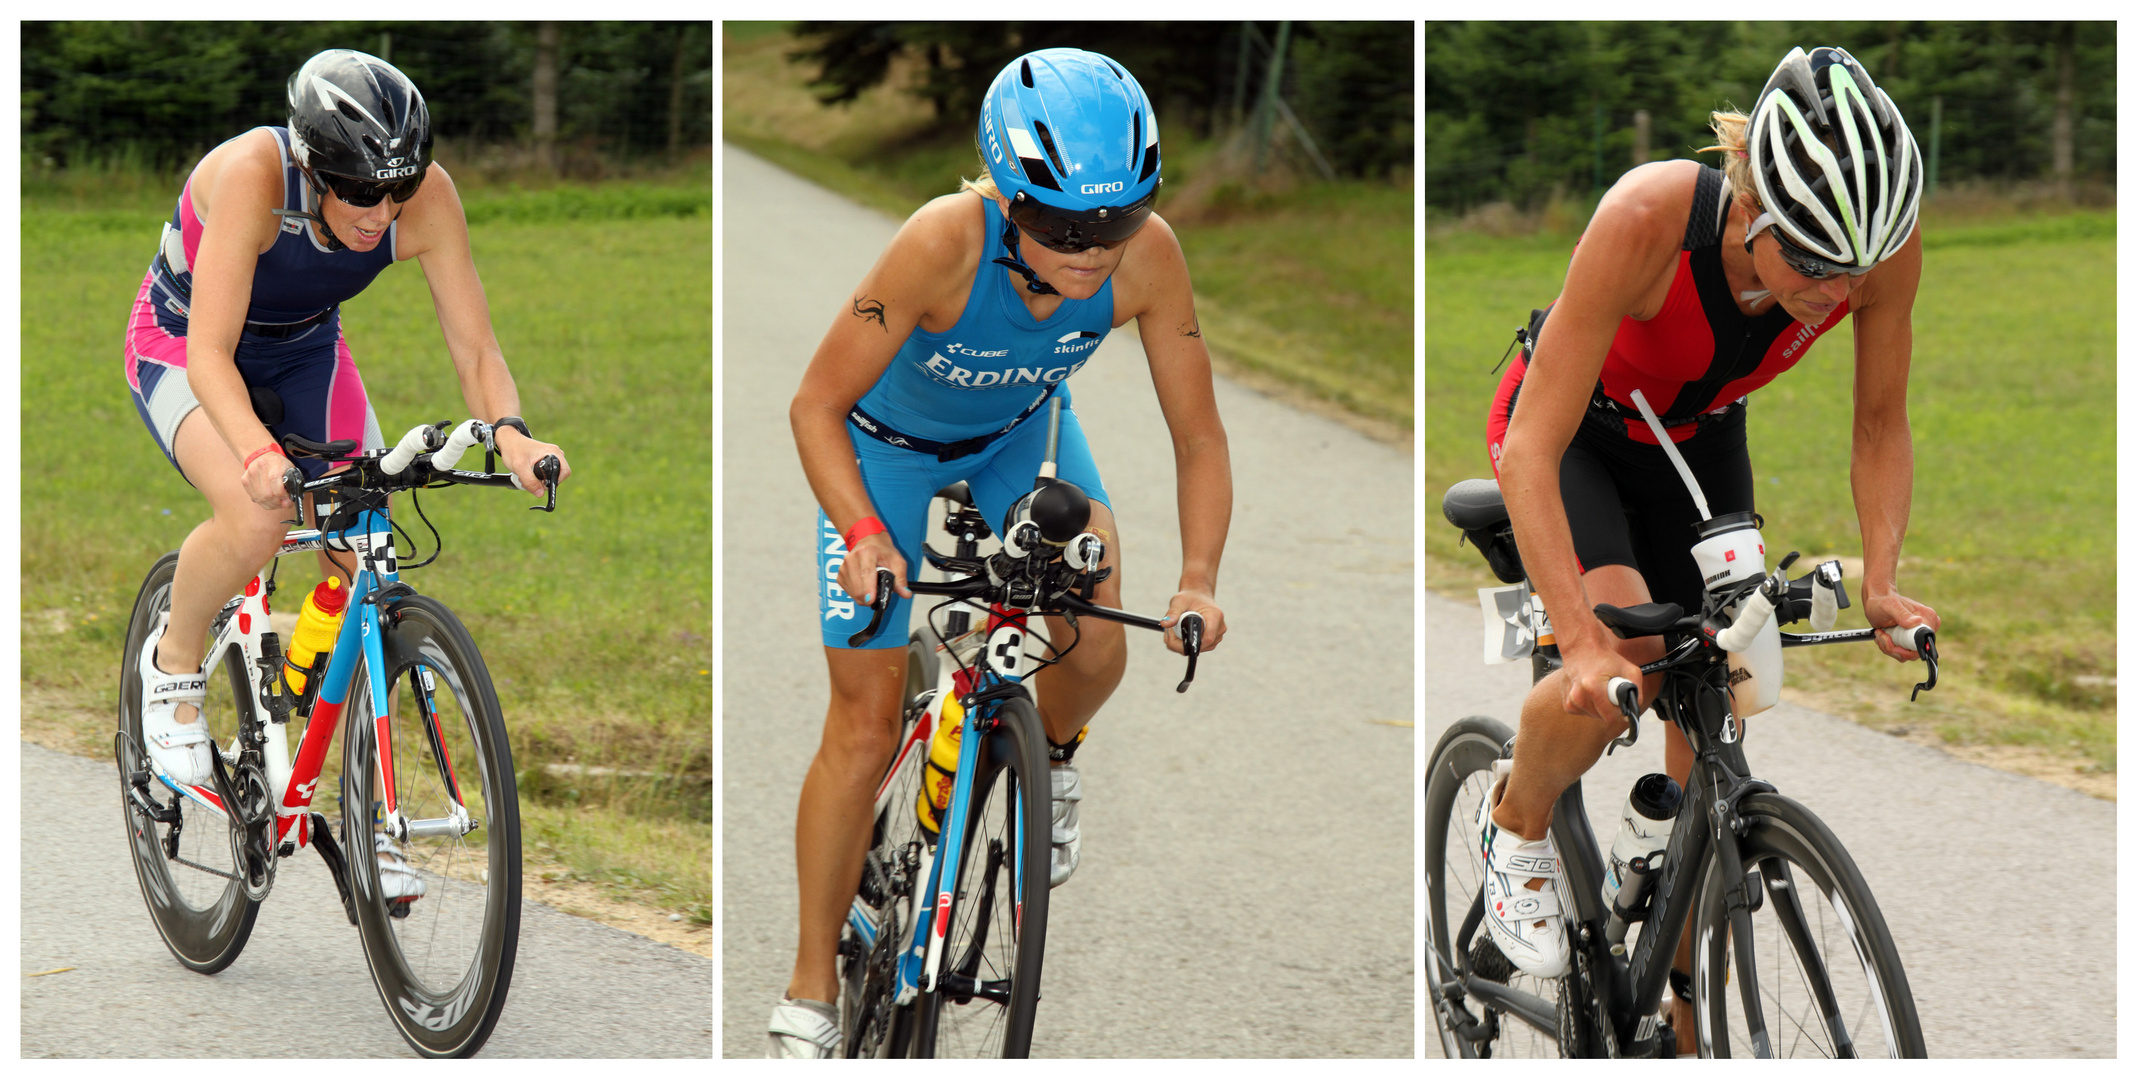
<box><xmin>126</xmin><ymin>50</ymin><xmax>570</xmax><ymax>893</ymax></box>
<box><xmin>1477</xmin><ymin>46</ymin><xmax>1938</xmax><ymax>1050</ymax></box>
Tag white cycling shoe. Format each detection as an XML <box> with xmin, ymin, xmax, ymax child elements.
<box><xmin>1477</xmin><ymin>768</ymin><xmax>1571</xmax><ymax>979</ymax></box>
<box><xmin>374</xmin><ymin>833</ymin><xmax>429</xmax><ymax>909</ymax></box>
<box><xmin>766</xmin><ymin>995</ymin><xmax>840</xmax><ymax>1058</ymax></box>
<box><xmin>138</xmin><ymin>616</ymin><xmax>215</xmax><ymax>788</ymax></box>
<box><xmin>1049</xmin><ymin>760</ymin><xmax>1082</xmax><ymax>888</ymax></box>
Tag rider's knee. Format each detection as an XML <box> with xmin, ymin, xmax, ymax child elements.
<box><xmin>818</xmin><ymin>697</ymin><xmax>898</xmax><ymax>777</ymax></box>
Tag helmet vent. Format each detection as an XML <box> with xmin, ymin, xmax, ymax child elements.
<box><xmin>1104</xmin><ymin>60</ymin><xmax>1124</xmax><ymax>79</ymax></box>
<box><xmin>1021</xmin><ymin>60</ymin><xmax>1034</xmax><ymax>88</ymax></box>
<box><xmin>1032</xmin><ymin>121</ymin><xmax>1067</xmax><ymax>176</ymax></box>
<box><xmin>1130</xmin><ymin>114</ymin><xmax>1142</xmax><ymax>169</ymax></box>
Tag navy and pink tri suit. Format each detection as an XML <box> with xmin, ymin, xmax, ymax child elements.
<box><xmin>127</xmin><ymin>126</ymin><xmax>394</xmax><ymax>480</ymax></box>
<box><xmin>1485</xmin><ymin>166</ymin><xmax>1850</xmax><ymax>612</ymax></box>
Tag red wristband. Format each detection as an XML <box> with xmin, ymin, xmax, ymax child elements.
<box><xmin>843</xmin><ymin>516</ymin><xmax>888</xmax><ymax>551</ymax></box>
<box><xmin>241</xmin><ymin>445</ymin><xmax>284</xmax><ymax>471</ymax></box>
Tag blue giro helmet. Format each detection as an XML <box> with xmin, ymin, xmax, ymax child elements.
<box><xmin>979</xmin><ymin>48</ymin><xmax>1161</xmax><ymax>252</ymax></box>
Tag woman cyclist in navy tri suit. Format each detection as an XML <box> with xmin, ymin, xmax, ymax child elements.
<box><xmin>771</xmin><ymin>48</ymin><xmax>1233</xmax><ymax>1056</ymax></box>
<box><xmin>1477</xmin><ymin>46</ymin><xmax>1937</xmax><ymax>1053</ymax></box>
<box><xmin>126</xmin><ymin>49</ymin><xmax>570</xmax><ymax>899</ymax></box>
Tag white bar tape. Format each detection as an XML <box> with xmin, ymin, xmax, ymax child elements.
<box><xmin>429</xmin><ymin>419</ymin><xmax>486</xmax><ymax>472</ymax></box>
<box><xmin>379</xmin><ymin>423</ymin><xmax>436</xmax><ymax>476</ymax></box>
<box><xmin>1714</xmin><ymin>588</ymin><xmax>1777</xmax><ymax>652</ymax></box>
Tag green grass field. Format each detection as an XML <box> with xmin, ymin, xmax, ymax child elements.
<box><xmin>722</xmin><ymin>23</ymin><xmax>1414</xmax><ymax>430</ymax></box>
<box><xmin>21</xmin><ymin>179</ymin><xmax>714</xmax><ymax>919</ymax></box>
<box><xmin>1425</xmin><ymin>211</ymin><xmax>2116</xmax><ymax>774</ymax></box>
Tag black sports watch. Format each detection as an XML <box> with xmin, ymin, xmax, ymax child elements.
<box><xmin>487</xmin><ymin>415</ymin><xmax>532</xmax><ymax>452</ymax></box>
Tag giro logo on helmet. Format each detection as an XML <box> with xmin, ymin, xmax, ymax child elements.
<box><xmin>1080</xmin><ymin>181</ymin><xmax>1125</xmax><ymax>195</ymax></box>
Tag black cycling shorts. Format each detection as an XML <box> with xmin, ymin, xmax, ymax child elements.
<box><xmin>1559</xmin><ymin>406</ymin><xmax>1755</xmax><ymax>615</ymax></box>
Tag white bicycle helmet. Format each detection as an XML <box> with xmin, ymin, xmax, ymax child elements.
<box><xmin>1747</xmin><ymin>46</ymin><xmax>1922</xmax><ymax>269</ymax></box>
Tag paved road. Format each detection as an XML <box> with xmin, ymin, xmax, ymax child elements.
<box><xmin>719</xmin><ymin>146</ymin><xmax>1414</xmax><ymax>1057</ymax></box>
<box><xmin>1420</xmin><ymin>588</ymin><xmax>2115</xmax><ymax>1057</ymax></box>
<box><xmin>21</xmin><ymin>742</ymin><xmax>713</xmax><ymax>1057</ymax></box>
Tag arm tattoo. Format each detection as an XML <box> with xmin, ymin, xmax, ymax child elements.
<box><xmin>852</xmin><ymin>295</ymin><xmax>888</xmax><ymax>331</ymax></box>
<box><xmin>1179</xmin><ymin>318</ymin><xmax>1202</xmax><ymax>339</ymax></box>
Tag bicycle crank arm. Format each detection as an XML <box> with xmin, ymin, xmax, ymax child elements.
<box><xmin>309</xmin><ymin>811</ymin><xmax>359</xmax><ymax>926</ymax></box>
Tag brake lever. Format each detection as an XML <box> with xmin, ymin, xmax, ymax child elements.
<box><xmin>845</xmin><ymin>568</ymin><xmax>899</xmax><ymax>649</ymax></box>
<box><xmin>281</xmin><ymin>467</ymin><xmax>306</xmax><ymax>527</ymax></box>
<box><xmin>529</xmin><ymin>455</ymin><xmax>561</xmax><ymax>512</ymax></box>
<box><xmin>1174</xmin><ymin>611</ymin><xmax>1203</xmax><ymax>693</ymax></box>
<box><xmin>1890</xmin><ymin>624</ymin><xmax>1940</xmax><ymax>700</ymax></box>
<box><xmin>1603</xmin><ymin>676</ymin><xmax>1641</xmax><ymax>755</ymax></box>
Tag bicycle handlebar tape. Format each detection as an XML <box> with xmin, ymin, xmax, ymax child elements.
<box><xmin>380</xmin><ymin>422</ymin><xmax>444</xmax><ymax>476</ymax></box>
<box><xmin>429</xmin><ymin>419</ymin><xmax>487</xmax><ymax>472</ymax></box>
<box><xmin>1713</xmin><ymin>586</ymin><xmax>1783</xmax><ymax>719</ymax></box>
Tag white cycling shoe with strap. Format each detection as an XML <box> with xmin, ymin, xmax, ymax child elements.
<box><xmin>766</xmin><ymin>995</ymin><xmax>840</xmax><ymax>1058</ymax></box>
<box><xmin>1477</xmin><ymin>763</ymin><xmax>1571</xmax><ymax>979</ymax></box>
<box><xmin>139</xmin><ymin>615</ymin><xmax>215</xmax><ymax>788</ymax></box>
<box><xmin>1049</xmin><ymin>759</ymin><xmax>1082</xmax><ymax>888</ymax></box>
<box><xmin>373</xmin><ymin>833</ymin><xmax>429</xmax><ymax>909</ymax></box>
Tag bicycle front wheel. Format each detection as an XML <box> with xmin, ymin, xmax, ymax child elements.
<box><xmin>912</xmin><ymin>694</ymin><xmax>1050</xmax><ymax>1058</ymax></box>
<box><xmin>342</xmin><ymin>595</ymin><xmax>521</xmax><ymax>1058</ymax></box>
<box><xmin>116</xmin><ymin>552</ymin><xmax>262</xmax><ymax>973</ymax></box>
<box><xmin>839</xmin><ymin>633</ymin><xmax>936</xmax><ymax>1058</ymax></box>
<box><xmin>1692</xmin><ymin>792</ymin><xmax>1925</xmax><ymax>1058</ymax></box>
<box><xmin>1424</xmin><ymin>716</ymin><xmax>1575</xmax><ymax>1058</ymax></box>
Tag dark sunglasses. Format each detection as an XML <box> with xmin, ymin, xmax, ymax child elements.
<box><xmin>1008</xmin><ymin>191</ymin><xmax>1153</xmax><ymax>253</ymax></box>
<box><xmin>1746</xmin><ymin>213</ymin><xmax>1873</xmax><ymax>280</ymax></box>
<box><xmin>321</xmin><ymin>170</ymin><xmax>424</xmax><ymax>208</ymax></box>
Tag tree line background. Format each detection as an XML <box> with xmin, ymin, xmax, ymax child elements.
<box><xmin>24</xmin><ymin>21</ymin><xmax>712</xmax><ymax>177</ymax></box>
<box><xmin>1426</xmin><ymin>21</ymin><xmax>2116</xmax><ymax>215</ymax></box>
<box><xmin>787</xmin><ymin>21</ymin><xmax>1414</xmax><ymax>180</ymax></box>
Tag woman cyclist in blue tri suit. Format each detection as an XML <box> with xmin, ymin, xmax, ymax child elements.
<box><xmin>1479</xmin><ymin>46</ymin><xmax>1936</xmax><ymax>1053</ymax></box>
<box><xmin>771</xmin><ymin>47</ymin><xmax>1232</xmax><ymax>1057</ymax></box>
<box><xmin>126</xmin><ymin>49</ymin><xmax>569</xmax><ymax>899</ymax></box>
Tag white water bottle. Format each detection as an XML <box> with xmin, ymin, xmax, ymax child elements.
<box><xmin>1602</xmin><ymin>773</ymin><xmax>1683</xmax><ymax>919</ymax></box>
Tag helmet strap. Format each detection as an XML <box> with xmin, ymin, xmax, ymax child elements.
<box><xmin>992</xmin><ymin>216</ymin><xmax>1059</xmax><ymax>296</ymax></box>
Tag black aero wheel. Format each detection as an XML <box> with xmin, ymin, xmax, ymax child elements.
<box><xmin>342</xmin><ymin>595</ymin><xmax>520</xmax><ymax>1058</ymax></box>
<box><xmin>1424</xmin><ymin>715</ymin><xmax>1571</xmax><ymax>1058</ymax></box>
<box><xmin>839</xmin><ymin>633</ymin><xmax>938</xmax><ymax>1058</ymax></box>
<box><xmin>1692</xmin><ymin>793</ymin><xmax>1925</xmax><ymax>1058</ymax></box>
<box><xmin>116</xmin><ymin>551</ymin><xmax>262</xmax><ymax>974</ymax></box>
<box><xmin>912</xmin><ymin>694</ymin><xmax>1050</xmax><ymax>1058</ymax></box>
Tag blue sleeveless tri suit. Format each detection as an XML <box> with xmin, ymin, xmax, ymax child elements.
<box><xmin>819</xmin><ymin>196</ymin><xmax>1116</xmax><ymax>649</ymax></box>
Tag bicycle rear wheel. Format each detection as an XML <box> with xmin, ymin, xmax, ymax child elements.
<box><xmin>343</xmin><ymin>595</ymin><xmax>520</xmax><ymax>1058</ymax></box>
<box><xmin>1691</xmin><ymin>792</ymin><xmax>1925</xmax><ymax>1058</ymax></box>
<box><xmin>1424</xmin><ymin>716</ymin><xmax>1575</xmax><ymax>1058</ymax></box>
<box><xmin>839</xmin><ymin>632</ymin><xmax>936</xmax><ymax>1058</ymax></box>
<box><xmin>116</xmin><ymin>551</ymin><xmax>263</xmax><ymax>974</ymax></box>
<box><xmin>912</xmin><ymin>694</ymin><xmax>1050</xmax><ymax>1058</ymax></box>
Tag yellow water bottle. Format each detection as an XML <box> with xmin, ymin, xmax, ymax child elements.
<box><xmin>915</xmin><ymin>691</ymin><xmax>965</xmax><ymax>834</ymax></box>
<box><xmin>284</xmin><ymin>576</ymin><xmax>349</xmax><ymax>695</ymax></box>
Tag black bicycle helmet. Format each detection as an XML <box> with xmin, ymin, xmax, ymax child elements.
<box><xmin>286</xmin><ymin>49</ymin><xmax>433</xmax><ymax>205</ymax></box>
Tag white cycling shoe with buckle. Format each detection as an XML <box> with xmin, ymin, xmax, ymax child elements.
<box><xmin>1049</xmin><ymin>760</ymin><xmax>1082</xmax><ymax>888</ymax></box>
<box><xmin>374</xmin><ymin>833</ymin><xmax>429</xmax><ymax>907</ymax></box>
<box><xmin>766</xmin><ymin>995</ymin><xmax>840</xmax><ymax>1058</ymax></box>
<box><xmin>1478</xmin><ymin>767</ymin><xmax>1571</xmax><ymax>979</ymax></box>
<box><xmin>139</xmin><ymin>615</ymin><xmax>215</xmax><ymax>788</ymax></box>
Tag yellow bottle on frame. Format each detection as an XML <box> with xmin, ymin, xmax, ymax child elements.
<box><xmin>284</xmin><ymin>576</ymin><xmax>348</xmax><ymax>695</ymax></box>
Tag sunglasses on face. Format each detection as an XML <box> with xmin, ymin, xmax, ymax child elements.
<box><xmin>1008</xmin><ymin>192</ymin><xmax>1153</xmax><ymax>253</ymax></box>
<box><xmin>1745</xmin><ymin>212</ymin><xmax>1873</xmax><ymax>280</ymax></box>
<box><xmin>321</xmin><ymin>170</ymin><xmax>424</xmax><ymax>208</ymax></box>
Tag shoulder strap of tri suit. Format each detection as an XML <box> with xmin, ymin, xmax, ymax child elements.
<box><xmin>1682</xmin><ymin>165</ymin><xmax>1725</xmax><ymax>251</ymax></box>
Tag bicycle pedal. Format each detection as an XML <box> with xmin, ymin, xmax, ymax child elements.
<box><xmin>388</xmin><ymin>900</ymin><xmax>414</xmax><ymax>919</ymax></box>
